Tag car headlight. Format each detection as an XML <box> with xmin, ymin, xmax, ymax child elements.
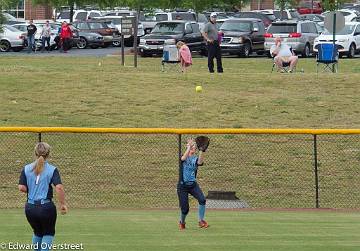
<box><xmin>164</xmin><ymin>39</ymin><xmax>176</xmax><ymax>45</ymax></box>
<box><xmin>140</xmin><ymin>39</ymin><xmax>146</xmax><ymax>44</ymax></box>
<box><xmin>338</xmin><ymin>39</ymin><xmax>346</xmax><ymax>42</ymax></box>
<box><xmin>231</xmin><ymin>37</ymin><xmax>244</xmax><ymax>44</ymax></box>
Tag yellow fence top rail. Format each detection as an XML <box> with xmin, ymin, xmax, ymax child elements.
<box><xmin>0</xmin><ymin>127</ymin><xmax>360</xmax><ymax>135</ymax></box>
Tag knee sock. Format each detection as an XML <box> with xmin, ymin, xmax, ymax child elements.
<box><xmin>198</xmin><ymin>205</ymin><xmax>206</xmax><ymax>221</ymax></box>
<box><xmin>41</xmin><ymin>235</ymin><xmax>54</xmax><ymax>251</ymax></box>
<box><xmin>32</xmin><ymin>235</ymin><xmax>42</xmax><ymax>251</ymax></box>
<box><xmin>180</xmin><ymin>212</ymin><xmax>187</xmax><ymax>224</ymax></box>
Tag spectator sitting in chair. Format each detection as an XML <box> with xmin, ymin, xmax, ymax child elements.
<box><xmin>270</xmin><ymin>37</ymin><xmax>298</xmax><ymax>73</ymax></box>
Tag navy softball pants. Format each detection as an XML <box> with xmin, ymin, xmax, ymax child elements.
<box><xmin>177</xmin><ymin>182</ymin><xmax>206</xmax><ymax>215</ymax></box>
<box><xmin>25</xmin><ymin>202</ymin><xmax>57</xmax><ymax>237</ymax></box>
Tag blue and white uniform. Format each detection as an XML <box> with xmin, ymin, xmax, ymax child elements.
<box><xmin>177</xmin><ymin>155</ymin><xmax>206</xmax><ymax>222</ymax></box>
<box><xmin>19</xmin><ymin>161</ymin><xmax>62</xmax><ymax>251</ymax></box>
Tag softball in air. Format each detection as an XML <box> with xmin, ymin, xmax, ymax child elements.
<box><xmin>195</xmin><ymin>86</ymin><xmax>203</xmax><ymax>93</ymax></box>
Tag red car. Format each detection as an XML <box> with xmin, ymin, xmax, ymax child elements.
<box><xmin>297</xmin><ymin>1</ymin><xmax>323</xmax><ymax>14</ymax></box>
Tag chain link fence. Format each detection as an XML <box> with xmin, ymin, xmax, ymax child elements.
<box><xmin>0</xmin><ymin>129</ymin><xmax>359</xmax><ymax>209</ymax></box>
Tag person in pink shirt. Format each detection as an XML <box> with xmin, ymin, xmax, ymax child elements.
<box><xmin>176</xmin><ymin>41</ymin><xmax>192</xmax><ymax>72</ymax></box>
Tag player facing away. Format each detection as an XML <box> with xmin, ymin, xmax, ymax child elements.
<box><xmin>177</xmin><ymin>138</ymin><xmax>209</xmax><ymax>230</ymax></box>
<box><xmin>18</xmin><ymin>142</ymin><xmax>68</xmax><ymax>251</ymax></box>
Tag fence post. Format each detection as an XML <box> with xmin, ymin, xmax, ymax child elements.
<box><xmin>313</xmin><ymin>134</ymin><xmax>320</xmax><ymax>208</ymax></box>
<box><xmin>178</xmin><ymin>134</ymin><xmax>182</xmax><ymax>168</ymax></box>
<box><xmin>38</xmin><ymin>133</ymin><xmax>42</xmax><ymax>142</ymax></box>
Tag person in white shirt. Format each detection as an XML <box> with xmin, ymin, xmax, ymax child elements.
<box><xmin>270</xmin><ymin>37</ymin><xmax>298</xmax><ymax>72</ymax></box>
<box><xmin>41</xmin><ymin>20</ymin><xmax>52</xmax><ymax>52</ymax></box>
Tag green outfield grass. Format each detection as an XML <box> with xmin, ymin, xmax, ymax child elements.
<box><xmin>1</xmin><ymin>209</ymin><xmax>360</xmax><ymax>251</ymax></box>
<box><xmin>0</xmin><ymin>56</ymin><xmax>360</xmax><ymax>128</ymax></box>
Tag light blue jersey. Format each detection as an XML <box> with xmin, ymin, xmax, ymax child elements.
<box><xmin>21</xmin><ymin>162</ymin><xmax>60</xmax><ymax>201</ymax></box>
<box><xmin>182</xmin><ymin>156</ymin><xmax>199</xmax><ymax>182</ymax></box>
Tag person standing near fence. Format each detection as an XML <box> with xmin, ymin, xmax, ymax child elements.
<box><xmin>18</xmin><ymin>142</ymin><xmax>68</xmax><ymax>251</ymax></box>
<box><xmin>60</xmin><ymin>21</ymin><xmax>72</xmax><ymax>53</ymax></box>
<box><xmin>41</xmin><ymin>21</ymin><xmax>52</xmax><ymax>52</ymax></box>
<box><xmin>202</xmin><ymin>12</ymin><xmax>223</xmax><ymax>73</ymax></box>
<box><xmin>26</xmin><ymin>19</ymin><xmax>37</xmax><ymax>53</ymax></box>
<box><xmin>177</xmin><ymin>138</ymin><xmax>209</xmax><ymax>230</ymax></box>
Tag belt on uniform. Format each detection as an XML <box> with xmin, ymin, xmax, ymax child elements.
<box><xmin>27</xmin><ymin>199</ymin><xmax>51</xmax><ymax>205</ymax></box>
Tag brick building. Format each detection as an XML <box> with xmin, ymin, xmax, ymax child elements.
<box><xmin>6</xmin><ymin>0</ymin><xmax>53</xmax><ymax>20</ymax></box>
<box><xmin>25</xmin><ymin>0</ymin><xmax>53</xmax><ymax>20</ymax></box>
<box><xmin>250</xmin><ymin>0</ymin><xmax>275</xmax><ymax>10</ymax></box>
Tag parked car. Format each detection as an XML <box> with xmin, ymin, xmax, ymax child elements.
<box><xmin>0</xmin><ymin>25</ymin><xmax>25</xmax><ymax>52</ymax></box>
<box><xmin>314</xmin><ymin>22</ymin><xmax>360</xmax><ymax>58</ymax></box>
<box><xmin>258</xmin><ymin>9</ymin><xmax>300</xmax><ymax>20</ymax></box>
<box><xmin>155</xmin><ymin>12</ymin><xmax>197</xmax><ymax>22</ymax></box>
<box><xmin>95</xmin><ymin>16</ymin><xmax>145</xmax><ymax>46</ymax></box>
<box><xmin>297</xmin><ymin>1</ymin><xmax>323</xmax><ymax>14</ymax></box>
<box><xmin>76</xmin><ymin>31</ymin><xmax>104</xmax><ymax>49</ymax></box>
<box><xmin>264</xmin><ymin>20</ymin><xmax>319</xmax><ymax>57</ymax></box>
<box><xmin>57</xmin><ymin>10</ymin><xmax>102</xmax><ymax>23</ymax></box>
<box><xmin>72</xmin><ymin>21</ymin><xmax>121</xmax><ymax>47</ymax></box>
<box><xmin>139</xmin><ymin>12</ymin><xmax>157</xmax><ymax>34</ymax></box>
<box><xmin>299</xmin><ymin>14</ymin><xmax>324</xmax><ymax>22</ymax></box>
<box><xmin>138</xmin><ymin>21</ymin><xmax>206</xmax><ymax>57</ymax></box>
<box><xmin>233</xmin><ymin>12</ymin><xmax>276</xmax><ymax>28</ymax></box>
<box><xmin>322</xmin><ymin>9</ymin><xmax>359</xmax><ymax>22</ymax></box>
<box><xmin>219</xmin><ymin>18</ymin><xmax>266</xmax><ymax>57</ymax></box>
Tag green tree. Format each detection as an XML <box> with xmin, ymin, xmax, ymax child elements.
<box><xmin>275</xmin><ymin>0</ymin><xmax>297</xmax><ymax>19</ymax></box>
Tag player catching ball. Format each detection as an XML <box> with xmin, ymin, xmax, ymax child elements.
<box><xmin>177</xmin><ymin>136</ymin><xmax>210</xmax><ymax>230</ymax></box>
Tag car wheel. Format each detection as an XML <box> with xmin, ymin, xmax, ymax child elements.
<box><xmin>77</xmin><ymin>37</ymin><xmax>88</xmax><ymax>49</ymax></box>
<box><xmin>302</xmin><ymin>43</ymin><xmax>311</xmax><ymax>58</ymax></box>
<box><xmin>348</xmin><ymin>43</ymin><xmax>356</xmax><ymax>58</ymax></box>
<box><xmin>112</xmin><ymin>40</ymin><xmax>121</xmax><ymax>47</ymax></box>
<box><xmin>0</xmin><ymin>40</ymin><xmax>11</xmax><ymax>52</ymax></box>
<box><xmin>240</xmin><ymin>42</ymin><xmax>251</xmax><ymax>57</ymax></box>
<box><xmin>256</xmin><ymin>51</ymin><xmax>264</xmax><ymax>55</ymax></box>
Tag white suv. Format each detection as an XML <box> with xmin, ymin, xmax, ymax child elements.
<box><xmin>313</xmin><ymin>22</ymin><xmax>360</xmax><ymax>58</ymax></box>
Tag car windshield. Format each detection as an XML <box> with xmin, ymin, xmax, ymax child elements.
<box><xmin>58</xmin><ymin>11</ymin><xmax>70</xmax><ymax>19</ymax></box>
<box><xmin>151</xmin><ymin>23</ymin><xmax>184</xmax><ymax>33</ymax></box>
<box><xmin>221</xmin><ymin>21</ymin><xmax>251</xmax><ymax>32</ymax></box>
<box><xmin>5</xmin><ymin>25</ymin><xmax>20</xmax><ymax>32</ymax></box>
<box><xmin>323</xmin><ymin>24</ymin><xmax>356</xmax><ymax>35</ymax></box>
<box><xmin>171</xmin><ymin>13</ymin><xmax>196</xmax><ymax>21</ymax></box>
<box><xmin>88</xmin><ymin>22</ymin><xmax>107</xmax><ymax>29</ymax></box>
<box><xmin>273</xmin><ymin>11</ymin><xmax>289</xmax><ymax>19</ymax></box>
<box><xmin>111</xmin><ymin>19</ymin><xmax>122</xmax><ymax>25</ymax></box>
<box><xmin>267</xmin><ymin>24</ymin><xmax>297</xmax><ymax>33</ymax></box>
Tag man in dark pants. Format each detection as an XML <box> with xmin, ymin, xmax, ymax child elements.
<box><xmin>202</xmin><ymin>13</ymin><xmax>223</xmax><ymax>73</ymax></box>
<box><xmin>26</xmin><ymin>19</ymin><xmax>37</xmax><ymax>53</ymax></box>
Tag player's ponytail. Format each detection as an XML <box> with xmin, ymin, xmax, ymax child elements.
<box><xmin>33</xmin><ymin>142</ymin><xmax>51</xmax><ymax>175</ymax></box>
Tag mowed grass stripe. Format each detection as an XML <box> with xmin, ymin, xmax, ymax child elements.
<box><xmin>1</xmin><ymin>209</ymin><xmax>360</xmax><ymax>251</ymax></box>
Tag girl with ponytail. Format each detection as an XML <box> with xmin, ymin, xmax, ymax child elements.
<box><xmin>19</xmin><ymin>142</ymin><xmax>68</xmax><ymax>251</ymax></box>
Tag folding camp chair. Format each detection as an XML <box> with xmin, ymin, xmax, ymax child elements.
<box><xmin>271</xmin><ymin>47</ymin><xmax>296</xmax><ymax>73</ymax></box>
<box><xmin>316</xmin><ymin>43</ymin><xmax>338</xmax><ymax>73</ymax></box>
<box><xmin>161</xmin><ymin>45</ymin><xmax>181</xmax><ymax>72</ymax></box>
<box><xmin>271</xmin><ymin>60</ymin><xmax>293</xmax><ymax>73</ymax></box>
